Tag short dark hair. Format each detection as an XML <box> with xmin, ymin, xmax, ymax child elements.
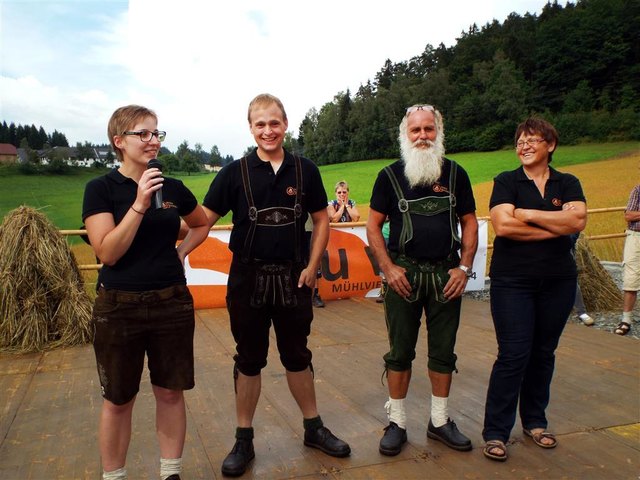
<box><xmin>515</xmin><ymin>117</ymin><xmax>558</xmax><ymax>162</ymax></box>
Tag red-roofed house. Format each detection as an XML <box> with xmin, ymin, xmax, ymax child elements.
<box><xmin>0</xmin><ymin>143</ymin><xmax>18</xmax><ymax>164</ymax></box>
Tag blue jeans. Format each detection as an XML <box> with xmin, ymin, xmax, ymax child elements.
<box><xmin>483</xmin><ymin>276</ymin><xmax>576</xmax><ymax>442</ymax></box>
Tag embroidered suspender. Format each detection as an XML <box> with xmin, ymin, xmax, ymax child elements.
<box><xmin>239</xmin><ymin>154</ymin><xmax>304</xmax><ymax>263</ymax></box>
<box><xmin>383</xmin><ymin>160</ymin><xmax>461</xmax><ymax>256</ymax></box>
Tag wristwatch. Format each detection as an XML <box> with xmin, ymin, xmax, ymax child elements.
<box><xmin>458</xmin><ymin>265</ymin><xmax>473</xmax><ymax>278</ymax></box>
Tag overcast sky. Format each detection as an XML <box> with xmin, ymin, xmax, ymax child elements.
<box><xmin>1</xmin><ymin>0</ymin><xmax>565</xmax><ymax>158</ymax></box>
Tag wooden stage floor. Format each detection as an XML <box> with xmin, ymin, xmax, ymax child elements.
<box><xmin>1</xmin><ymin>297</ymin><xmax>638</xmax><ymax>479</ymax></box>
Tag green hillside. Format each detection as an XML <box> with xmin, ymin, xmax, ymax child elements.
<box><xmin>0</xmin><ymin>141</ymin><xmax>637</xmax><ymax>239</ymax></box>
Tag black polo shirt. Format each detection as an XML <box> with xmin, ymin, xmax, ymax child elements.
<box><xmin>203</xmin><ymin>149</ymin><xmax>328</xmax><ymax>261</ymax></box>
<box><xmin>369</xmin><ymin>158</ymin><xmax>476</xmax><ymax>261</ymax></box>
<box><xmin>489</xmin><ymin>166</ymin><xmax>586</xmax><ymax>278</ymax></box>
<box><xmin>82</xmin><ymin>169</ymin><xmax>197</xmax><ymax>290</ymax></box>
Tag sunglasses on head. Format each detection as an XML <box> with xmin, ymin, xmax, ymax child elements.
<box><xmin>405</xmin><ymin>105</ymin><xmax>435</xmax><ymax>116</ymax></box>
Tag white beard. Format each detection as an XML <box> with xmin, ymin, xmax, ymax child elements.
<box><xmin>400</xmin><ymin>135</ymin><xmax>445</xmax><ymax>188</ymax></box>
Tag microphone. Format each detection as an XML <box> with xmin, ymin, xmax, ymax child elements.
<box><xmin>147</xmin><ymin>159</ymin><xmax>163</xmax><ymax>209</ymax></box>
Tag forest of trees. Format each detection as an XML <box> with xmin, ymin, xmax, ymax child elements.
<box><xmin>0</xmin><ymin>121</ymin><xmax>69</xmax><ymax>150</ymax></box>
<box><xmin>157</xmin><ymin>141</ymin><xmax>234</xmax><ymax>173</ymax></box>
<box><xmin>296</xmin><ymin>0</ymin><xmax>640</xmax><ymax>165</ymax></box>
<box><xmin>2</xmin><ymin>0</ymin><xmax>638</xmax><ymax>170</ymax></box>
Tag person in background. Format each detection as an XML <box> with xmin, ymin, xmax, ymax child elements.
<box><xmin>573</xmin><ymin>282</ymin><xmax>594</xmax><ymax>326</ymax></box>
<box><xmin>482</xmin><ymin>118</ymin><xmax>586</xmax><ymax>462</ymax></box>
<box><xmin>322</xmin><ymin>180</ymin><xmax>361</xmax><ymax>307</ymax></box>
<box><xmin>82</xmin><ymin>105</ymin><xmax>209</xmax><ymax>480</ymax></box>
<box><xmin>616</xmin><ymin>184</ymin><xmax>640</xmax><ymax>335</ymax></box>
<box><xmin>306</xmin><ymin>215</ymin><xmax>325</xmax><ymax>308</ymax></box>
<box><xmin>201</xmin><ymin>93</ymin><xmax>350</xmax><ymax>477</ymax></box>
<box><xmin>367</xmin><ymin>104</ymin><xmax>478</xmax><ymax>457</ymax></box>
<box><xmin>376</xmin><ymin>218</ymin><xmax>390</xmax><ymax>303</ymax></box>
<box><xmin>570</xmin><ymin>233</ymin><xmax>594</xmax><ymax>326</ymax></box>
<box><xmin>327</xmin><ymin>180</ymin><xmax>360</xmax><ymax>223</ymax></box>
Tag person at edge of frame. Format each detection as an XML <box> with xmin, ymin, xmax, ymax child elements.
<box><xmin>616</xmin><ymin>184</ymin><xmax>640</xmax><ymax>336</ymax></box>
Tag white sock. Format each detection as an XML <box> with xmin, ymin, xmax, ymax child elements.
<box><xmin>384</xmin><ymin>397</ymin><xmax>407</xmax><ymax>429</ymax></box>
<box><xmin>622</xmin><ymin>311</ymin><xmax>632</xmax><ymax>323</ymax></box>
<box><xmin>160</xmin><ymin>457</ymin><xmax>182</xmax><ymax>480</ymax></box>
<box><xmin>103</xmin><ymin>467</ymin><xmax>127</xmax><ymax>480</ymax></box>
<box><xmin>431</xmin><ymin>395</ymin><xmax>448</xmax><ymax>428</ymax></box>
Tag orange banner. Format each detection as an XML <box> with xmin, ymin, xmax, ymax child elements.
<box><xmin>184</xmin><ymin>222</ymin><xmax>487</xmax><ymax>309</ymax></box>
<box><xmin>185</xmin><ymin>226</ymin><xmax>381</xmax><ymax>309</ymax></box>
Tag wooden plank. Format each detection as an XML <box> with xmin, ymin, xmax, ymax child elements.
<box><xmin>0</xmin><ymin>297</ymin><xmax>638</xmax><ymax>479</ymax></box>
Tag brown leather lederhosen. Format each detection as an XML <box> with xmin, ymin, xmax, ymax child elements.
<box><xmin>239</xmin><ymin>155</ymin><xmax>304</xmax><ymax>308</ymax></box>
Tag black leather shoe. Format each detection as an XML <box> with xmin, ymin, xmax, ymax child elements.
<box><xmin>379</xmin><ymin>422</ymin><xmax>407</xmax><ymax>456</ymax></box>
<box><xmin>313</xmin><ymin>293</ymin><xmax>325</xmax><ymax>308</ymax></box>
<box><xmin>221</xmin><ymin>438</ymin><xmax>255</xmax><ymax>477</ymax></box>
<box><xmin>304</xmin><ymin>426</ymin><xmax>351</xmax><ymax>457</ymax></box>
<box><xmin>427</xmin><ymin>418</ymin><xmax>472</xmax><ymax>451</ymax></box>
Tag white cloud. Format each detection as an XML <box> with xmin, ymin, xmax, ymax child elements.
<box><xmin>1</xmin><ymin>0</ymin><xmax>563</xmax><ymax>157</ymax></box>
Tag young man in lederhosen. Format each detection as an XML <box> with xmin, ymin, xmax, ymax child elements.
<box><xmin>202</xmin><ymin>93</ymin><xmax>350</xmax><ymax>477</ymax></box>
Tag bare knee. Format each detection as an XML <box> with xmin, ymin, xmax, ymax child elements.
<box><xmin>152</xmin><ymin>385</ymin><xmax>184</xmax><ymax>406</ymax></box>
<box><xmin>102</xmin><ymin>397</ymin><xmax>135</xmax><ymax>416</ymax></box>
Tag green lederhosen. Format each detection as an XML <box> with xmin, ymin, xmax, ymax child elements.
<box><xmin>381</xmin><ymin>163</ymin><xmax>461</xmax><ymax>374</ymax></box>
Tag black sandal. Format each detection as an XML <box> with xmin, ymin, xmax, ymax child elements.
<box><xmin>615</xmin><ymin>322</ymin><xmax>631</xmax><ymax>336</ymax></box>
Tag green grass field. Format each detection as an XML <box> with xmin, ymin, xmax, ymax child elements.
<box><xmin>1</xmin><ymin>141</ymin><xmax>638</xmax><ymax>241</ymax></box>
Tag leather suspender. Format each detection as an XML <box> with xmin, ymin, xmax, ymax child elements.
<box><xmin>240</xmin><ymin>153</ymin><xmax>304</xmax><ymax>263</ymax></box>
<box><xmin>383</xmin><ymin>160</ymin><xmax>460</xmax><ymax>256</ymax></box>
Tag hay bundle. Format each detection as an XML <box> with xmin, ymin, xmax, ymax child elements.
<box><xmin>575</xmin><ymin>234</ymin><xmax>622</xmax><ymax>312</ymax></box>
<box><xmin>0</xmin><ymin>206</ymin><xmax>93</xmax><ymax>353</ymax></box>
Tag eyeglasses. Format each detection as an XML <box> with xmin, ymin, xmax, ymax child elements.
<box><xmin>122</xmin><ymin>130</ymin><xmax>166</xmax><ymax>142</ymax></box>
<box><xmin>406</xmin><ymin>104</ymin><xmax>435</xmax><ymax>116</ymax></box>
<box><xmin>336</xmin><ymin>191</ymin><xmax>348</xmax><ymax>194</ymax></box>
<box><xmin>516</xmin><ymin>138</ymin><xmax>546</xmax><ymax>149</ymax></box>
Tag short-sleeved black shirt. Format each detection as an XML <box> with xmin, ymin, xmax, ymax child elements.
<box><xmin>369</xmin><ymin>158</ymin><xmax>476</xmax><ymax>261</ymax></box>
<box><xmin>489</xmin><ymin>166</ymin><xmax>586</xmax><ymax>278</ymax></box>
<box><xmin>203</xmin><ymin>149</ymin><xmax>328</xmax><ymax>261</ymax></box>
<box><xmin>82</xmin><ymin>169</ymin><xmax>198</xmax><ymax>291</ymax></box>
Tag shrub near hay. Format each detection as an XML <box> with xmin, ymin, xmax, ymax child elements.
<box><xmin>0</xmin><ymin>206</ymin><xmax>93</xmax><ymax>353</ymax></box>
<box><xmin>575</xmin><ymin>234</ymin><xmax>623</xmax><ymax>312</ymax></box>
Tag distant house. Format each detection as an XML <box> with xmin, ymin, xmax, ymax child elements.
<box><xmin>93</xmin><ymin>146</ymin><xmax>121</xmax><ymax>168</ymax></box>
<box><xmin>0</xmin><ymin>143</ymin><xmax>18</xmax><ymax>164</ymax></box>
<box><xmin>16</xmin><ymin>148</ymin><xmax>29</xmax><ymax>164</ymax></box>
<box><xmin>39</xmin><ymin>146</ymin><xmax>77</xmax><ymax>165</ymax></box>
<box><xmin>39</xmin><ymin>146</ymin><xmax>120</xmax><ymax>168</ymax></box>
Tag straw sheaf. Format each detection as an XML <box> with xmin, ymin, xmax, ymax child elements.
<box><xmin>575</xmin><ymin>234</ymin><xmax>623</xmax><ymax>312</ymax></box>
<box><xmin>0</xmin><ymin>206</ymin><xmax>93</xmax><ymax>353</ymax></box>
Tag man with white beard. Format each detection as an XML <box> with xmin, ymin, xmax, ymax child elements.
<box><xmin>367</xmin><ymin>104</ymin><xmax>478</xmax><ymax>456</ymax></box>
